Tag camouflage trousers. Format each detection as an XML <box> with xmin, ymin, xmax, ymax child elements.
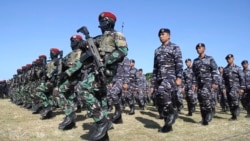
<box><xmin>197</xmin><ymin>83</ymin><xmax>213</xmax><ymax>112</ymax></box>
<box><xmin>75</xmin><ymin>72</ymin><xmax>108</xmax><ymax>122</ymax></box>
<box><xmin>35</xmin><ymin>82</ymin><xmax>54</xmax><ymax>108</ymax></box>
<box><xmin>56</xmin><ymin>80</ymin><xmax>77</xmax><ymax>116</ymax></box>
<box><xmin>226</xmin><ymin>86</ymin><xmax>240</xmax><ymax>110</ymax></box>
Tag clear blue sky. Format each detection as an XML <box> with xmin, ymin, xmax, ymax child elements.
<box><xmin>1</xmin><ymin>0</ymin><xmax>250</xmax><ymax>80</ymax></box>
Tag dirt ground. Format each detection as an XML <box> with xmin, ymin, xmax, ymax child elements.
<box><xmin>0</xmin><ymin>99</ymin><xmax>250</xmax><ymax>141</ymax></box>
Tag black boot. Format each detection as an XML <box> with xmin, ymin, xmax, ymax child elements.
<box><xmin>58</xmin><ymin>112</ymin><xmax>76</xmax><ymax>130</ymax></box>
<box><xmin>89</xmin><ymin>117</ymin><xmax>110</xmax><ymax>141</ymax></box>
<box><xmin>158</xmin><ymin>112</ymin><xmax>176</xmax><ymax>133</ymax></box>
<box><xmin>201</xmin><ymin>110</ymin><xmax>209</xmax><ymax>125</ymax></box>
<box><xmin>32</xmin><ymin>103</ymin><xmax>42</xmax><ymax>114</ymax></box>
<box><xmin>246</xmin><ymin>107</ymin><xmax>250</xmax><ymax>118</ymax></box>
<box><xmin>128</xmin><ymin>104</ymin><xmax>135</xmax><ymax>115</ymax></box>
<box><xmin>111</xmin><ymin>104</ymin><xmax>123</xmax><ymax>124</ymax></box>
<box><xmin>186</xmin><ymin>104</ymin><xmax>192</xmax><ymax>116</ymax></box>
<box><xmin>40</xmin><ymin>106</ymin><xmax>53</xmax><ymax>120</ymax></box>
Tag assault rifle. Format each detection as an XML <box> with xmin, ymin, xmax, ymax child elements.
<box><xmin>77</xmin><ymin>26</ymin><xmax>106</xmax><ymax>83</ymax></box>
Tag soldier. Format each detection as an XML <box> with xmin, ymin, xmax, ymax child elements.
<box><xmin>109</xmin><ymin>56</ymin><xmax>130</xmax><ymax>123</ymax></box>
<box><xmin>123</xmin><ymin>59</ymin><xmax>138</xmax><ymax>115</ymax></box>
<box><xmin>183</xmin><ymin>58</ymin><xmax>197</xmax><ymax>116</ymax></box>
<box><xmin>136</xmin><ymin>68</ymin><xmax>147</xmax><ymax>110</ymax></box>
<box><xmin>241</xmin><ymin>60</ymin><xmax>250</xmax><ymax>117</ymax></box>
<box><xmin>222</xmin><ymin>54</ymin><xmax>245</xmax><ymax>121</ymax></box>
<box><xmin>192</xmin><ymin>43</ymin><xmax>218</xmax><ymax>125</ymax></box>
<box><xmin>35</xmin><ymin>48</ymin><xmax>62</xmax><ymax>119</ymax></box>
<box><xmin>74</xmin><ymin>11</ymin><xmax>128</xmax><ymax>140</ymax></box>
<box><xmin>55</xmin><ymin>34</ymin><xmax>84</xmax><ymax>130</ymax></box>
<box><xmin>218</xmin><ymin>66</ymin><xmax>229</xmax><ymax>112</ymax></box>
<box><xmin>151</xmin><ymin>28</ymin><xmax>183</xmax><ymax>133</ymax></box>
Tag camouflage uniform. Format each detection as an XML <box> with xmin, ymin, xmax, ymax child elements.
<box><xmin>222</xmin><ymin>54</ymin><xmax>245</xmax><ymax>120</ymax></box>
<box><xmin>35</xmin><ymin>48</ymin><xmax>62</xmax><ymax>119</ymax></box>
<box><xmin>136</xmin><ymin>69</ymin><xmax>147</xmax><ymax>110</ymax></box>
<box><xmin>193</xmin><ymin>54</ymin><xmax>218</xmax><ymax>125</ymax></box>
<box><xmin>127</xmin><ymin>60</ymin><xmax>138</xmax><ymax>113</ymax></box>
<box><xmin>152</xmin><ymin>28</ymin><xmax>183</xmax><ymax>133</ymax></box>
<box><xmin>183</xmin><ymin>63</ymin><xmax>197</xmax><ymax>115</ymax></box>
<box><xmin>217</xmin><ymin>67</ymin><xmax>229</xmax><ymax>112</ymax></box>
<box><xmin>76</xmin><ymin>12</ymin><xmax>128</xmax><ymax>140</ymax></box>
<box><xmin>109</xmin><ymin>56</ymin><xmax>130</xmax><ymax>118</ymax></box>
<box><xmin>241</xmin><ymin>60</ymin><xmax>250</xmax><ymax>117</ymax></box>
<box><xmin>56</xmin><ymin>37</ymin><xmax>84</xmax><ymax>130</ymax></box>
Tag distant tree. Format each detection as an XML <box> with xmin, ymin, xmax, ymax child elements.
<box><xmin>145</xmin><ymin>73</ymin><xmax>152</xmax><ymax>81</ymax></box>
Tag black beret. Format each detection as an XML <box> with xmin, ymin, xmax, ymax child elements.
<box><xmin>225</xmin><ymin>54</ymin><xmax>234</xmax><ymax>60</ymax></box>
<box><xmin>241</xmin><ymin>60</ymin><xmax>248</xmax><ymax>65</ymax></box>
<box><xmin>138</xmin><ymin>68</ymin><xmax>143</xmax><ymax>72</ymax></box>
<box><xmin>196</xmin><ymin>43</ymin><xmax>205</xmax><ymax>49</ymax></box>
<box><xmin>130</xmin><ymin>59</ymin><xmax>135</xmax><ymax>63</ymax></box>
<box><xmin>185</xmin><ymin>58</ymin><xmax>192</xmax><ymax>63</ymax></box>
<box><xmin>158</xmin><ymin>28</ymin><xmax>170</xmax><ymax>36</ymax></box>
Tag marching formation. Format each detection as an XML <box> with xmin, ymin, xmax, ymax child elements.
<box><xmin>1</xmin><ymin>11</ymin><xmax>250</xmax><ymax>141</ymax></box>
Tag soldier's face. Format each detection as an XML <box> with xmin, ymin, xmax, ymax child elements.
<box><xmin>185</xmin><ymin>61</ymin><xmax>192</xmax><ymax>67</ymax></box>
<box><xmin>196</xmin><ymin>46</ymin><xmax>205</xmax><ymax>54</ymax></box>
<box><xmin>226</xmin><ymin>57</ymin><xmax>234</xmax><ymax>64</ymax></box>
<box><xmin>242</xmin><ymin>63</ymin><xmax>248</xmax><ymax>69</ymax></box>
<box><xmin>159</xmin><ymin>32</ymin><xmax>170</xmax><ymax>43</ymax></box>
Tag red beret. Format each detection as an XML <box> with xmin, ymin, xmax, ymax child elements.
<box><xmin>70</xmin><ymin>34</ymin><xmax>83</xmax><ymax>41</ymax></box>
<box><xmin>39</xmin><ymin>55</ymin><xmax>47</xmax><ymax>59</ymax></box>
<box><xmin>26</xmin><ymin>64</ymin><xmax>32</xmax><ymax>67</ymax></box>
<box><xmin>22</xmin><ymin>66</ymin><xmax>26</xmax><ymax>70</ymax></box>
<box><xmin>99</xmin><ymin>12</ymin><xmax>116</xmax><ymax>22</ymax></box>
<box><xmin>17</xmin><ymin>69</ymin><xmax>22</xmax><ymax>72</ymax></box>
<box><xmin>50</xmin><ymin>48</ymin><xmax>60</xmax><ymax>54</ymax></box>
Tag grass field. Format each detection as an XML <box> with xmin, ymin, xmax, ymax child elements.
<box><xmin>0</xmin><ymin>99</ymin><xmax>250</xmax><ymax>141</ymax></box>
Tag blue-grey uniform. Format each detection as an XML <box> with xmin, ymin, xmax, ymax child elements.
<box><xmin>109</xmin><ymin>56</ymin><xmax>130</xmax><ymax>107</ymax></box>
<box><xmin>192</xmin><ymin>54</ymin><xmax>218</xmax><ymax>124</ymax></box>
<box><xmin>183</xmin><ymin>65</ymin><xmax>197</xmax><ymax>115</ymax></box>
<box><xmin>241</xmin><ymin>60</ymin><xmax>250</xmax><ymax>117</ymax></box>
<box><xmin>217</xmin><ymin>67</ymin><xmax>229</xmax><ymax>112</ymax></box>
<box><xmin>152</xmin><ymin>37</ymin><xmax>183</xmax><ymax>132</ymax></box>
<box><xmin>222</xmin><ymin>54</ymin><xmax>245</xmax><ymax>120</ymax></box>
<box><xmin>127</xmin><ymin>63</ymin><xmax>138</xmax><ymax>108</ymax></box>
<box><xmin>135</xmin><ymin>69</ymin><xmax>147</xmax><ymax>110</ymax></box>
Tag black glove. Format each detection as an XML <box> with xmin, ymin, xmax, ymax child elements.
<box><xmin>59</xmin><ymin>72</ymin><xmax>68</xmax><ymax>81</ymax></box>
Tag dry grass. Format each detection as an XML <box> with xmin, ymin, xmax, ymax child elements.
<box><xmin>0</xmin><ymin>99</ymin><xmax>250</xmax><ymax>141</ymax></box>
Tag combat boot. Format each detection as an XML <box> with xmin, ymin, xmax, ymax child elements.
<box><xmin>40</xmin><ymin>106</ymin><xmax>53</xmax><ymax>120</ymax></box>
<box><xmin>128</xmin><ymin>104</ymin><xmax>135</xmax><ymax>115</ymax></box>
<box><xmin>58</xmin><ymin>112</ymin><xmax>76</xmax><ymax>130</ymax></box>
<box><xmin>111</xmin><ymin>104</ymin><xmax>123</xmax><ymax>124</ymax></box>
<box><xmin>201</xmin><ymin>110</ymin><xmax>209</xmax><ymax>125</ymax></box>
<box><xmin>245</xmin><ymin>108</ymin><xmax>250</xmax><ymax>118</ymax></box>
<box><xmin>32</xmin><ymin>103</ymin><xmax>42</xmax><ymax>114</ymax></box>
<box><xmin>88</xmin><ymin>117</ymin><xmax>110</xmax><ymax>141</ymax></box>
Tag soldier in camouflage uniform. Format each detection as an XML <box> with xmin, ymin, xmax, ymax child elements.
<box><xmin>109</xmin><ymin>56</ymin><xmax>130</xmax><ymax>123</ymax></box>
<box><xmin>127</xmin><ymin>59</ymin><xmax>138</xmax><ymax>115</ymax></box>
<box><xmin>35</xmin><ymin>48</ymin><xmax>62</xmax><ymax>119</ymax></box>
<box><xmin>73</xmin><ymin>12</ymin><xmax>128</xmax><ymax>140</ymax></box>
<box><xmin>136</xmin><ymin>68</ymin><xmax>147</xmax><ymax>110</ymax></box>
<box><xmin>218</xmin><ymin>66</ymin><xmax>229</xmax><ymax>112</ymax></box>
<box><xmin>192</xmin><ymin>43</ymin><xmax>219</xmax><ymax>125</ymax></box>
<box><xmin>55</xmin><ymin>35</ymin><xmax>84</xmax><ymax>130</ymax></box>
<box><xmin>151</xmin><ymin>28</ymin><xmax>183</xmax><ymax>133</ymax></box>
<box><xmin>241</xmin><ymin>60</ymin><xmax>250</xmax><ymax>117</ymax></box>
<box><xmin>183</xmin><ymin>58</ymin><xmax>197</xmax><ymax>116</ymax></box>
<box><xmin>222</xmin><ymin>54</ymin><xmax>245</xmax><ymax>120</ymax></box>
